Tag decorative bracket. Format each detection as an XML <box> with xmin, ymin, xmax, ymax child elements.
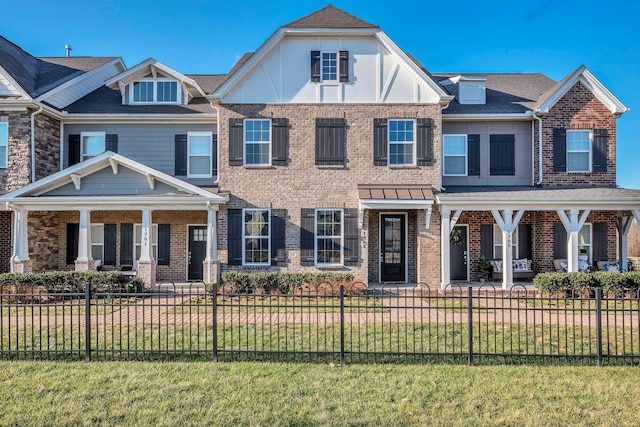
<box><xmin>145</xmin><ymin>173</ymin><xmax>155</xmax><ymax>190</ymax></box>
<box><xmin>109</xmin><ymin>158</ymin><xmax>118</xmax><ymax>174</ymax></box>
<box><xmin>70</xmin><ymin>174</ymin><xmax>81</xmax><ymax>190</ymax></box>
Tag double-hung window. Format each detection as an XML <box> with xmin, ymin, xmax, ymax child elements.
<box><xmin>188</xmin><ymin>132</ymin><xmax>213</xmax><ymax>177</ymax></box>
<box><xmin>81</xmin><ymin>132</ymin><xmax>106</xmax><ymax>161</ymax></box>
<box><xmin>90</xmin><ymin>224</ymin><xmax>104</xmax><ymax>261</ymax></box>
<box><xmin>131</xmin><ymin>79</ymin><xmax>179</xmax><ymax>104</ymax></box>
<box><xmin>388</xmin><ymin>119</ymin><xmax>415</xmax><ymax>166</ymax></box>
<box><xmin>134</xmin><ymin>224</ymin><xmax>158</xmax><ymax>260</ymax></box>
<box><xmin>567</xmin><ymin>130</ymin><xmax>591</xmax><ymax>172</ymax></box>
<box><xmin>321</xmin><ymin>52</ymin><xmax>338</xmax><ymax>82</ymax></box>
<box><xmin>243</xmin><ymin>209</ymin><xmax>270</xmax><ymax>265</ymax></box>
<box><xmin>579</xmin><ymin>223</ymin><xmax>592</xmax><ymax>264</ymax></box>
<box><xmin>315</xmin><ymin>209</ymin><xmax>342</xmax><ymax>265</ymax></box>
<box><xmin>244</xmin><ymin>119</ymin><xmax>271</xmax><ymax>166</ymax></box>
<box><xmin>493</xmin><ymin>225</ymin><xmax>519</xmax><ymax>260</ymax></box>
<box><xmin>0</xmin><ymin>122</ymin><xmax>7</xmax><ymax>168</ymax></box>
<box><xmin>443</xmin><ymin>135</ymin><xmax>467</xmax><ymax>176</ymax></box>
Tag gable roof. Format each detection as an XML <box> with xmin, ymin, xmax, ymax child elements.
<box><xmin>284</xmin><ymin>4</ymin><xmax>378</xmax><ymax>29</ymax></box>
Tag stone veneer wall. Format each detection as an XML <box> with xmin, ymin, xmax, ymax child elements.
<box><xmin>541</xmin><ymin>81</ymin><xmax>617</xmax><ymax>187</ymax></box>
<box><xmin>216</xmin><ymin>104</ymin><xmax>442</xmax><ymax>285</ymax></box>
<box><xmin>0</xmin><ymin>110</ymin><xmax>32</xmax><ymax>192</ymax></box>
<box><xmin>34</xmin><ymin>113</ymin><xmax>60</xmax><ymax>180</ymax></box>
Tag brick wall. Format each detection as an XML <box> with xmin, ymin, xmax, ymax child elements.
<box><xmin>541</xmin><ymin>81</ymin><xmax>617</xmax><ymax>187</ymax></box>
<box><xmin>216</xmin><ymin>103</ymin><xmax>442</xmax><ymax>283</ymax></box>
<box><xmin>0</xmin><ymin>211</ymin><xmax>11</xmax><ymax>273</ymax></box>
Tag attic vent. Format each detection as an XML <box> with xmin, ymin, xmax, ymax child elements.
<box><xmin>458</xmin><ymin>76</ymin><xmax>486</xmax><ymax>105</ymax></box>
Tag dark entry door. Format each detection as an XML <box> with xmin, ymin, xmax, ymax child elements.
<box><xmin>381</xmin><ymin>214</ymin><xmax>405</xmax><ymax>282</ymax></box>
<box><xmin>188</xmin><ymin>226</ymin><xmax>207</xmax><ymax>281</ymax></box>
<box><xmin>450</xmin><ymin>226</ymin><xmax>468</xmax><ymax>281</ymax></box>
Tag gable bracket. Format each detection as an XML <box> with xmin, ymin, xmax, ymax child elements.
<box><xmin>70</xmin><ymin>174</ymin><xmax>81</xmax><ymax>191</ymax></box>
<box><xmin>145</xmin><ymin>173</ymin><xmax>155</xmax><ymax>190</ymax></box>
<box><xmin>109</xmin><ymin>158</ymin><xmax>119</xmax><ymax>175</ymax></box>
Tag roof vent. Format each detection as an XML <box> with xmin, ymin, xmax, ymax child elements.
<box><xmin>65</xmin><ymin>45</ymin><xmax>72</xmax><ymax>57</ymax></box>
<box><xmin>457</xmin><ymin>75</ymin><xmax>486</xmax><ymax>105</ymax></box>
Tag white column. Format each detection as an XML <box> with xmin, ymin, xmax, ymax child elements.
<box><xmin>206</xmin><ymin>207</ymin><xmax>218</xmax><ymax>262</ymax></box>
<box><xmin>557</xmin><ymin>209</ymin><xmax>590</xmax><ymax>273</ymax></box>
<box><xmin>492</xmin><ymin>209</ymin><xmax>524</xmax><ymax>289</ymax></box>
<box><xmin>139</xmin><ymin>209</ymin><xmax>152</xmax><ymax>262</ymax></box>
<box><xmin>77</xmin><ymin>209</ymin><xmax>92</xmax><ymax>261</ymax></box>
<box><xmin>441</xmin><ymin>208</ymin><xmax>451</xmax><ymax>289</ymax></box>
<box><xmin>15</xmin><ymin>209</ymin><xmax>29</xmax><ymax>262</ymax></box>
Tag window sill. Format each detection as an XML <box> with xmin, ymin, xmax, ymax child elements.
<box><xmin>315</xmin><ymin>264</ymin><xmax>346</xmax><ymax>270</ymax></box>
<box><xmin>243</xmin><ymin>165</ymin><xmax>275</xmax><ymax>170</ymax></box>
<box><xmin>389</xmin><ymin>165</ymin><xmax>418</xmax><ymax>170</ymax></box>
<box><xmin>316</xmin><ymin>164</ymin><xmax>346</xmax><ymax>169</ymax></box>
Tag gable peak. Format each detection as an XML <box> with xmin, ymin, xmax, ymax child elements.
<box><xmin>284</xmin><ymin>4</ymin><xmax>378</xmax><ymax>29</ymax></box>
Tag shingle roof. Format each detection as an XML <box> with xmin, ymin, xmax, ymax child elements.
<box><xmin>284</xmin><ymin>5</ymin><xmax>378</xmax><ymax>29</ymax></box>
<box><xmin>186</xmin><ymin>74</ymin><xmax>226</xmax><ymax>95</ymax></box>
<box><xmin>434</xmin><ymin>73</ymin><xmax>557</xmax><ymax>114</ymax></box>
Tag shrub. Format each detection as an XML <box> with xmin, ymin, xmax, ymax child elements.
<box><xmin>0</xmin><ymin>271</ymin><xmax>144</xmax><ymax>293</ymax></box>
<box><xmin>533</xmin><ymin>272</ymin><xmax>572</xmax><ymax>294</ymax></box>
<box><xmin>219</xmin><ymin>271</ymin><xmax>355</xmax><ymax>294</ymax></box>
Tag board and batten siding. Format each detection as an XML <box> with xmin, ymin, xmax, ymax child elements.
<box><xmin>63</xmin><ymin>123</ymin><xmax>216</xmax><ymax>183</ymax></box>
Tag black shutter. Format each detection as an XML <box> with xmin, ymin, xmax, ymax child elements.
<box><xmin>518</xmin><ymin>224</ymin><xmax>532</xmax><ymax>260</ymax></box>
<box><xmin>592</xmin><ymin>129</ymin><xmax>608</xmax><ymax>173</ymax></box>
<box><xmin>343</xmin><ymin>209</ymin><xmax>359</xmax><ymax>266</ymax></box>
<box><xmin>593</xmin><ymin>222</ymin><xmax>608</xmax><ymax>262</ymax></box>
<box><xmin>157</xmin><ymin>224</ymin><xmax>171</xmax><ymax>265</ymax></box>
<box><xmin>490</xmin><ymin>134</ymin><xmax>515</xmax><ymax>176</ymax></box>
<box><xmin>103</xmin><ymin>224</ymin><xmax>116</xmax><ymax>265</ymax></box>
<box><xmin>174</xmin><ymin>134</ymin><xmax>187</xmax><ymax>175</ymax></box>
<box><xmin>373</xmin><ymin>118</ymin><xmax>388</xmax><ymax>166</ymax></box>
<box><xmin>271</xmin><ymin>118</ymin><xmax>289</xmax><ymax>166</ymax></box>
<box><xmin>467</xmin><ymin>134</ymin><xmax>481</xmax><ymax>176</ymax></box>
<box><xmin>66</xmin><ymin>223</ymin><xmax>79</xmax><ymax>264</ymax></box>
<box><xmin>105</xmin><ymin>134</ymin><xmax>118</xmax><ymax>153</ymax></box>
<box><xmin>339</xmin><ymin>51</ymin><xmax>349</xmax><ymax>82</ymax></box>
<box><xmin>120</xmin><ymin>223</ymin><xmax>133</xmax><ymax>265</ymax></box>
<box><xmin>271</xmin><ymin>209</ymin><xmax>287</xmax><ymax>267</ymax></box>
<box><xmin>416</xmin><ymin>118</ymin><xmax>434</xmax><ymax>165</ymax></box>
<box><xmin>300</xmin><ymin>209</ymin><xmax>316</xmax><ymax>266</ymax></box>
<box><xmin>554</xmin><ymin>223</ymin><xmax>568</xmax><ymax>259</ymax></box>
<box><xmin>68</xmin><ymin>134</ymin><xmax>81</xmax><ymax>166</ymax></box>
<box><xmin>315</xmin><ymin>118</ymin><xmax>346</xmax><ymax>165</ymax></box>
<box><xmin>228</xmin><ymin>118</ymin><xmax>244</xmax><ymax>166</ymax></box>
<box><xmin>227</xmin><ymin>209</ymin><xmax>243</xmax><ymax>265</ymax></box>
<box><xmin>480</xmin><ymin>224</ymin><xmax>494</xmax><ymax>259</ymax></box>
<box><xmin>553</xmin><ymin>128</ymin><xmax>567</xmax><ymax>172</ymax></box>
<box><xmin>311</xmin><ymin>51</ymin><xmax>321</xmax><ymax>82</ymax></box>
<box><xmin>212</xmin><ymin>133</ymin><xmax>218</xmax><ymax>178</ymax></box>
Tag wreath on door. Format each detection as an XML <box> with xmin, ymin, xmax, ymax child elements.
<box><xmin>450</xmin><ymin>229</ymin><xmax>463</xmax><ymax>245</ymax></box>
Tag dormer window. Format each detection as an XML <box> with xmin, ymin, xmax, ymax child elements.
<box><xmin>131</xmin><ymin>79</ymin><xmax>179</xmax><ymax>104</ymax></box>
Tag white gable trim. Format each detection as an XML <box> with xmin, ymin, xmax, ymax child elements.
<box><xmin>0</xmin><ymin>66</ymin><xmax>32</xmax><ymax>100</ymax></box>
<box><xmin>1</xmin><ymin>151</ymin><xmax>227</xmax><ymax>202</ymax></box>
<box><xmin>536</xmin><ymin>66</ymin><xmax>628</xmax><ymax>116</ymax></box>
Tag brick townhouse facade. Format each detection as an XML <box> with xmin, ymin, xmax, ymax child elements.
<box><xmin>0</xmin><ymin>5</ymin><xmax>638</xmax><ymax>289</ymax></box>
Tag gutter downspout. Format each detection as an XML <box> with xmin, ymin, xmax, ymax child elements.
<box><xmin>207</xmin><ymin>101</ymin><xmax>220</xmax><ymax>285</ymax></box>
<box><xmin>532</xmin><ymin>111</ymin><xmax>543</xmax><ymax>185</ymax></box>
<box><xmin>30</xmin><ymin>106</ymin><xmax>44</xmax><ymax>183</ymax></box>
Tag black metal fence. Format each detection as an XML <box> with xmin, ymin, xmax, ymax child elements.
<box><xmin>2</xmin><ymin>280</ymin><xmax>640</xmax><ymax>365</ymax></box>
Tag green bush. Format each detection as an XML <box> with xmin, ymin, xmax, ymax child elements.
<box><xmin>533</xmin><ymin>271</ymin><xmax>640</xmax><ymax>297</ymax></box>
<box><xmin>0</xmin><ymin>271</ymin><xmax>144</xmax><ymax>293</ymax></box>
<box><xmin>218</xmin><ymin>271</ymin><xmax>355</xmax><ymax>294</ymax></box>
<box><xmin>533</xmin><ymin>272</ymin><xmax>572</xmax><ymax>294</ymax></box>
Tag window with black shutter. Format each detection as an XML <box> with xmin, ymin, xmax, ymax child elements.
<box><xmin>157</xmin><ymin>224</ymin><xmax>171</xmax><ymax>265</ymax></box>
<box><xmin>120</xmin><ymin>223</ymin><xmax>134</xmax><ymax>266</ymax></box>
<box><xmin>310</xmin><ymin>51</ymin><xmax>321</xmax><ymax>82</ymax></box>
<box><xmin>300</xmin><ymin>209</ymin><xmax>316</xmax><ymax>266</ymax></box>
<box><xmin>490</xmin><ymin>134</ymin><xmax>515</xmax><ymax>176</ymax></box>
<box><xmin>553</xmin><ymin>128</ymin><xmax>567</xmax><ymax>172</ymax></box>
<box><xmin>227</xmin><ymin>209</ymin><xmax>243</xmax><ymax>265</ymax></box>
<box><xmin>554</xmin><ymin>223</ymin><xmax>568</xmax><ymax>259</ymax></box>
<box><xmin>343</xmin><ymin>209</ymin><xmax>359</xmax><ymax>266</ymax></box>
<box><xmin>373</xmin><ymin>118</ymin><xmax>388</xmax><ymax>166</ymax></box>
<box><xmin>228</xmin><ymin>118</ymin><xmax>244</xmax><ymax>166</ymax></box>
<box><xmin>480</xmin><ymin>224</ymin><xmax>493</xmax><ymax>259</ymax></box>
<box><xmin>315</xmin><ymin>118</ymin><xmax>346</xmax><ymax>165</ymax></box>
<box><xmin>339</xmin><ymin>51</ymin><xmax>349</xmax><ymax>82</ymax></box>
<box><xmin>230</xmin><ymin>118</ymin><xmax>289</xmax><ymax>167</ymax></box>
<box><xmin>66</xmin><ymin>223</ymin><xmax>79</xmax><ymax>264</ymax></box>
<box><xmin>467</xmin><ymin>134</ymin><xmax>480</xmax><ymax>176</ymax></box>
<box><xmin>593</xmin><ymin>222</ymin><xmax>608</xmax><ymax>262</ymax></box>
<box><xmin>271</xmin><ymin>210</ymin><xmax>287</xmax><ymax>267</ymax></box>
<box><xmin>105</xmin><ymin>134</ymin><xmax>118</xmax><ymax>153</ymax></box>
<box><xmin>271</xmin><ymin>118</ymin><xmax>289</xmax><ymax>166</ymax></box>
<box><xmin>211</xmin><ymin>133</ymin><xmax>218</xmax><ymax>177</ymax></box>
<box><xmin>68</xmin><ymin>135</ymin><xmax>81</xmax><ymax>166</ymax></box>
<box><xmin>174</xmin><ymin>134</ymin><xmax>188</xmax><ymax>175</ymax></box>
<box><xmin>103</xmin><ymin>224</ymin><xmax>117</xmax><ymax>265</ymax></box>
<box><xmin>592</xmin><ymin>129</ymin><xmax>608</xmax><ymax>173</ymax></box>
<box><xmin>416</xmin><ymin>118</ymin><xmax>434</xmax><ymax>165</ymax></box>
<box><xmin>518</xmin><ymin>224</ymin><xmax>532</xmax><ymax>260</ymax></box>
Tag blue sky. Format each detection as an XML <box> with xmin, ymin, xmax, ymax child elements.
<box><xmin>4</xmin><ymin>0</ymin><xmax>639</xmax><ymax>188</ymax></box>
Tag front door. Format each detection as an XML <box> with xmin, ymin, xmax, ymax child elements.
<box><xmin>381</xmin><ymin>214</ymin><xmax>406</xmax><ymax>282</ymax></box>
<box><xmin>450</xmin><ymin>225</ymin><xmax>468</xmax><ymax>281</ymax></box>
<box><xmin>188</xmin><ymin>226</ymin><xmax>207</xmax><ymax>281</ymax></box>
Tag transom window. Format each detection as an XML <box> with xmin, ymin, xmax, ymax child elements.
<box><xmin>388</xmin><ymin>119</ymin><xmax>415</xmax><ymax>166</ymax></box>
<box><xmin>321</xmin><ymin>52</ymin><xmax>338</xmax><ymax>82</ymax></box>
<box><xmin>134</xmin><ymin>224</ymin><xmax>158</xmax><ymax>260</ymax></box>
<box><xmin>81</xmin><ymin>132</ymin><xmax>105</xmax><ymax>161</ymax></box>
<box><xmin>0</xmin><ymin>122</ymin><xmax>7</xmax><ymax>168</ymax></box>
<box><xmin>243</xmin><ymin>209</ymin><xmax>270</xmax><ymax>265</ymax></box>
<box><xmin>244</xmin><ymin>119</ymin><xmax>271</xmax><ymax>166</ymax></box>
<box><xmin>131</xmin><ymin>79</ymin><xmax>179</xmax><ymax>104</ymax></box>
<box><xmin>493</xmin><ymin>225</ymin><xmax>519</xmax><ymax>260</ymax></box>
<box><xmin>567</xmin><ymin>130</ymin><xmax>591</xmax><ymax>172</ymax></box>
<box><xmin>316</xmin><ymin>209</ymin><xmax>342</xmax><ymax>265</ymax></box>
<box><xmin>443</xmin><ymin>134</ymin><xmax>468</xmax><ymax>176</ymax></box>
<box><xmin>188</xmin><ymin>132</ymin><xmax>213</xmax><ymax>177</ymax></box>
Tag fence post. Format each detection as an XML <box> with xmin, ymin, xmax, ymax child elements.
<box><xmin>468</xmin><ymin>286</ymin><xmax>473</xmax><ymax>366</ymax></box>
<box><xmin>212</xmin><ymin>283</ymin><xmax>218</xmax><ymax>363</ymax></box>
<box><xmin>339</xmin><ymin>285</ymin><xmax>345</xmax><ymax>366</ymax></box>
<box><xmin>596</xmin><ymin>287</ymin><xmax>603</xmax><ymax>367</ymax></box>
<box><xmin>84</xmin><ymin>282</ymin><xmax>91</xmax><ymax>362</ymax></box>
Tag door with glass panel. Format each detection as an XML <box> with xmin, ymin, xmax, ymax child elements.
<box><xmin>188</xmin><ymin>226</ymin><xmax>207</xmax><ymax>281</ymax></box>
<box><xmin>381</xmin><ymin>214</ymin><xmax>406</xmax><ymax>282</ymax></box>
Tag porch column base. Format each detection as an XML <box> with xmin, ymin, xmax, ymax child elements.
<box><xmin>137</xmin><ymin>260</ymin><xmax>157</xmax><ymax>288</ymax></box>
<box><xmin>203</xmin><ymin>260</ymin><xmax>219</xmax><ymax>285</ymax></box>
<box><xmin>74</xmin><ymin>259</ymin><xmax>95</xmax><ymax>272</ymax></box>
<box><xmin>13</xmin><ymin>259</ymin><xmax>33</xmax><ymax>274</ymax></box>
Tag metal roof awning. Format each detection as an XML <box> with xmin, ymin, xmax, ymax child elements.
<box><xmin>358</xmin><ymin>184</ymin><xmax>434</xmax><ymax>210</ymax></box>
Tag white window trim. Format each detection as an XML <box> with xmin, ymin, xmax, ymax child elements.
<box><xmin>493</xmin><ymin>225</ymin><xmax>519</xmax><ymax>260</ymax></box>
<box><xmin>90</xmin><ymin>223</ymin><xmax>104</xmax><ymax>262</ymax></box>
<box><xmin>243</xmin><ymin>118</ymin><xmax>272</xmax><ymax>166</ymax></box>
<box><xmin>241</xmin><ymin>208</ymin><xmax>271</xmax><ymax>266</ymax></box>
<box><xmin>134</xmin><ymin>224</ymin><xmax>159</xmax><ymax>261</ymax></box>
<box><xmin>0</xmin><ymin>122</ymin><xmax>8</xmax><ymax>168</ymax></box>
<box><xmin>579</xmin><ymin>223</ymin><xmax>593</xmax><ymax>265</ymax></box>
<box><xmin>187</xmin><ymin>131</ymin><xmax>213</xmax><ymax>178</ymax></box>
<box><xmin>321</xmin><ymin>51</ymin><xmax>339</xmax><ymax>83</ymax></box>
<box><xmin>387</xmin><ymin>119</ymin><xmax>416</xmax><ymax>166</ymax></box>
<box><xmin>314</xmin><ymin>208</ymin><xmax>344</xmax><ymax>266</ymax></box>
<box><xmin>566</xmin><ymin>129</ymin><xmax>592</xmax><ymax>173</ymax></box>
<box><xmin>129</xmin><ymin>78</ymin><xmax>181</xmax><ymax>105</ymax></box>
<box><xmin>443</xmin><ymin>134</ymin><xmax>468</xmax><ymax>176</ymax></box>
<box><xmin>81</xmin><ymin>131</ymin><xmax>106</xmax><ymax>161</ymax></box>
